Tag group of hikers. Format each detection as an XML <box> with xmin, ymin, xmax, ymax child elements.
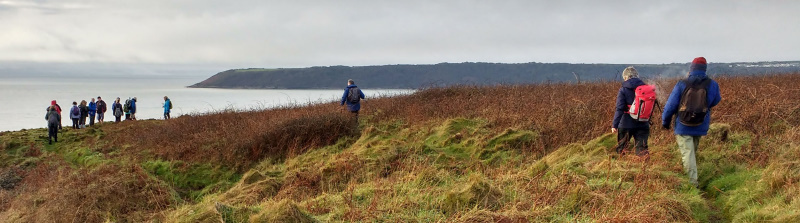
<box><xmin>344</xmin><ymin>62</ymin><xmax>721</xmax><ymax>188</ymax></box>
<box><xmin>39</xmin><ymin>60</ymin><xmax>715</xmax><ymax>187</ymax></box>
<box><xmin>44</xmin><ymin>96</ymin><xmax>174</xmax><ymax>144</ymax></box>
<box><xmin>613</xmin><ymin>57</ymin><xmax>721</xmax><ymax>187</ymax></box>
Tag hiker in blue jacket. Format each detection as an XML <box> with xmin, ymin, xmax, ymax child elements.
<box><xmin>163</xmin><ymin>96</ymin><xmax>172</xmax><ymax>120</ymax></box>
<box><xmin>130</xmin><ymin>97</ymin><xmax>138</xmax><ymax>120</ymax></box>
<box><xmin>341</xmin><ymin>79</ymin><xmax>365</xmax><ymax>116</ymax></box>
<box><xmin>662</xmin><ymin>57</ymin><xmax>722</xmax><ymax>187</ymax></box>
<box><xmin>611</xmin><ymin>66</ymin><xmax>650</xmax><ymax>156</ymax></box>
<box><xmin>88</xmin><ymin>98</ymin><xmax>97</xmax><ymax>126</ymax></box>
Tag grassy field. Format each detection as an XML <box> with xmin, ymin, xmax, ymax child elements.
<box><xmin>1</xmin><ymin>74</ymin><xmax>799</xmax><ymax>222</ymax></box>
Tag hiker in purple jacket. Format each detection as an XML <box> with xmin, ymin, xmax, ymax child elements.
<box><xmin>611</xmin><ymin>66</ymin><xmax>650</xmax><ymax>156</ymax></box>
<box><xmin>70</xmin><ymin>101</ymin><xmax>81</xmax><ymax>129</ymax></box>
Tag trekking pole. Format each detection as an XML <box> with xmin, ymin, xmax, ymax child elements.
<box><xmin>654</xmin><ymin>100</ymin><xmax>664</xmax><ymax>114</ymax></box>
<box><xmin>653</xmin><ymin>100</ymin><xmax>665</xmax><ymax>128</ymax></box>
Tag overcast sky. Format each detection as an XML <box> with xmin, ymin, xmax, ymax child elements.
<box><xmin>1</xmin><ymin>0</ymin><xmax>798</xmax><ymax>68</ymax></box>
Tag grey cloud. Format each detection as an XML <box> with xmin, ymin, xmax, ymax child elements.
<box><xmin>0</xmin><ymin>0</ymin><xmax>798</xmax><ymax>68</ymax></box>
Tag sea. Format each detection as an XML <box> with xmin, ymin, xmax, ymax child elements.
<box><xmin>0</xmin><ymin>75</ymin><xmax>411</xmax><ymax>132</ymax></box>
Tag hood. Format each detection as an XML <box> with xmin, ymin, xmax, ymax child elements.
<box><xmin>687</xmin><ymin>71</ymin><xmax>708</xmax><ymax>85</ymax></box>
<box><xmin>347</xmin><ymin>85</ymin><xmax>358</xmax><ymax>89</ymax></box>
<box><xmin>622</xmin><ymin>78</ymin><xmax>646</xmax><ymax>89</ymax></box>
<box><xmin>51</xmin><ymin>100</ymin><xmax>57</xmax><ymax>106</ymax></box>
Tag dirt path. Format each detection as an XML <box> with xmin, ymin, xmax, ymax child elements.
<box><xmin>702</xmin><ymin>189</ymin><xmax>726</xmax><ymax>223</ymax></box>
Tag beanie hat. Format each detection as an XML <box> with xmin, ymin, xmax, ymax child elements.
<box><xmin>622</xmin><ymin>66</ymin><xmax>639</xmax><ymax>80</ymax></box>
<box><xmin>690</xmin><ymin>57</ymin><xmax>707</xmax><ymax>72</ymax></box>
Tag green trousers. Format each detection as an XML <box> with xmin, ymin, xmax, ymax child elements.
<box><xmin>676</xmin><ymin>135</ymin><xmax>702</xmax><ymax>187</ymax></box>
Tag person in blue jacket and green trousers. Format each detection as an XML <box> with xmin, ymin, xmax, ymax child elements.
<box><xmin>662</xmin><ymin>57</ymin><xmax>722</xmax><ymax>187</ymax></box>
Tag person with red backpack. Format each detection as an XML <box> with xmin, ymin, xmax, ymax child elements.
<box><xmin>662</xmin><ymin>57</ymin><xmax>722</xmax><ymax>187</ymax></box>
<box><xmin>612</xmin><ymin>66</ymin><xmax>654</xmax><ymax>157</ymax></box>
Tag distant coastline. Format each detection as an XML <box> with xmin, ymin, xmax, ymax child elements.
<box><xmin>190</xmin><ymin>61</ymin><xmax>800</xmax><ymax>90</ymax></box>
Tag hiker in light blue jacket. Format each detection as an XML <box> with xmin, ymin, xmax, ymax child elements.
<box><xmin>130</xmin><ymin>97</ymin><xmax>137</xmax><ymax>120</ymax></box>
<box><xmin>163</xmin><ymin>96</ymin><xmax>172</xmax><ymax>120</ymax></box>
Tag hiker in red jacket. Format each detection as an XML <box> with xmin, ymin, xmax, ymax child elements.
<box><xmin>611</xmin><ymin>66</ymin><xmax>651</xmax><ymax>156</ymax></box>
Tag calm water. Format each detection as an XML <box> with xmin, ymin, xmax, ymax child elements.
<box><xmin>0</xmin><ymin>76</ymin><xmax>410</xmax><ymax>132</ymax></box>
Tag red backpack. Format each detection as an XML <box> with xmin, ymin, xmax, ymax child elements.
<box><xmin>627</xmin><ymin>85</ymin><xmax>657</xmax><ymax>122</ymax></box>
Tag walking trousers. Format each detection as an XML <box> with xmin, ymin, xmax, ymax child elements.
<box><xmin>676</xmin><ymin>135</ymin><xmax>702</xmax><ymax>187</ymax></box>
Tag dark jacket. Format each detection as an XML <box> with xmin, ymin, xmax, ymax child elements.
<box><xmin>341</xmin><ymin>85</ymin><xmax>365</xmax><ymax>112</ymax></box>
<box><xmin>79</xmin><ymin>104</ymin><xmax>89</xmax><ymax>118</ymax></box>
<box><xmin>47</xmin><ymin>105</ymin><xmax>62</xmax><ymax>122</ymax></box>
<box><xmin>612</xmin><ymin>78</ymin><xmax>650</xmax><ymax>129</ymax></box>
<box><xmin>662</xmin><ymin>71</ymin><xmax>722</xmax><ymax>136</ymax></box>
<box><xmin>46</xmin><ymin>108</ymin><xmax>60</xmax><ymax>125</ymax></box>
<box><xmin>112</xmin><ymin>102</ymin><xmax>123</xmax><ymax>117</ymax></box>
<box><xmin>97</xmin><ymin>100</ymin><xmax>107</xmax><ymax>114</ymax></box>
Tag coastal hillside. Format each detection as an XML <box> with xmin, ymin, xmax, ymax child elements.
<box><xmin>190</xmin><ymin>61</ymin><xmax>800</xmax><ymax>89</ymax></box>
<box><xmin>2</xmin><ymin>74</ymin><xmax>799</xmax><ymax>222</ymax></box>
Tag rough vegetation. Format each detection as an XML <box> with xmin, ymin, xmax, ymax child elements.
<box><xmin>1</xmin><ymin>73</ymin><xmax>799</xmax><ymax>222</ymax></box>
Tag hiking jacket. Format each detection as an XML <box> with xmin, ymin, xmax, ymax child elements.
<box><xmin>97</xmin><ymin>100</ymin><xmax>107</xmax><ymax>114</ymax></box>
<box><xmin>341</xmin><ymin>85</ymin><xmax>365</xmax><ymax>112</ymax></box>
<box><xmin>112</xmin><ymin>102</ymin><xmax>123</xmax><ymax>117</ymax></box>
<box><xmin>612</xmin><ymin>78</ymin><xmax>650</xmax><ymax>130</ymax></box>
<box><xmin>46</xmin><ymin>109</ymin><xmax>59</xmax><ymax>125</ymax></box>
<box><xmin>662</xmin><ymin>71</ymin><xmax>722</xmax><ymax>136</ymax></box>
<box><xmin>164</xmin><ymin>99</ymin><xmax>171</xmax><ymax>113</ymax></box>
<box><xmin>88</xmin><ymin>102</ymin><xmax>97</xmax><ymax>116</ymax></box>
<box><xmin>46</xmin><ymin>106</ymin><xmax>62</xmax><ymax>122</ymax></box>
<box><xmin>70</xmin><ymin>106</ymin><xmax>81</xmax><ymax>119</ymax></box>
<box><xmin>130</xmin><ymin>100</ymin><xmax>137</xmax><ymax>113</ymax></box>
<box><xmin>79</xmin><ymin>104</ymin><xmax>89</xmax><ymax>118</ymax></box>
